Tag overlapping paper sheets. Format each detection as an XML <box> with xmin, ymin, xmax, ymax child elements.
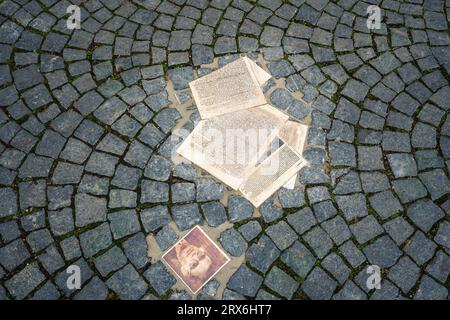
<box><xmin>177</xmin><ymin>56</ymin><xmax>308</xmax><ymax>207</ymax></box>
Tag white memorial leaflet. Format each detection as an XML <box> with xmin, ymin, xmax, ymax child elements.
<box><xmin>177</xmin><ymin>105</ymin><xmax>289</xmax><ymax>190</ymax></box>
<box><xmin>280</xmin><ymin>121</ymin><xmax>309</xmax><ymax>189</ymax></box>
<box><xmin>189</xmin><ymin>57</ymin><xmax>270</xmax><ymax>119</ymax></box>
<box><xmin>177</xmin><ymin>56</ymin><xmax>310</xmax><ymax>207</ymax></box>
<box><xmin>239</xmin><ymin>142</ymin><xmax>306</xmax><ymax>207</ymax></box>
<box><xmin>283</xmin><ymin>172</ymin><xmax>298</xmax><ymax>190</ymax></box>
<box><xmin>247</xmin><ymin>58</ymin><xmax>272</xmax><ymax>86</ymax></box>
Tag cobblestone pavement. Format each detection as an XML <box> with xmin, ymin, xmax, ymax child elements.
<box><xmin>0</xmin><ymin>0</ymin><xmax>449</xmax><ymax>300</ymax></box>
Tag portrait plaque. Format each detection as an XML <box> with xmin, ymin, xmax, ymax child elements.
<box><xmin>162</xmin><ymin>226</ymin><xmax>230</xmax><ymax>294</ymax></box>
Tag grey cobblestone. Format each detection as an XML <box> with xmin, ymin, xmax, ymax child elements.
<box><xmin>219</xmin><ymin>228</ymin><xmax>247</xmax><ymax>257</ymax></box>
<box><xmin>107</xmin><ymin>264</ymin><xmax>147</xmax><ymax>300</ymax></box>
<box><xmin>246</xmin><ymin>235</ymin><xmax>280</xmax><ymax>273</ymax></box>
<box><xmin>227</xmin><ymin>265</ymin><xmax>262</xmax><ymax>297</ymax></box>
<box><xmin>264</xmin><ymin>266</ymin><xmax>298</xmax><ymax>299</ymax></box>
<box><xmin>388</xmin><ymin>256</ymin><xmax>420</xmax><ymax>294</ymax></box>
<box><xmin>144</xmin><ymin>261</ymin><xmax>176</xmax><ymax>296</ymax></box>
<box><xmin>301</xmin><ymin>267</ymin><xmax>337</xmax><ymax>300</ymax></box>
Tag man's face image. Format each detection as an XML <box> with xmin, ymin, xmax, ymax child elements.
<box><xmin>176</xmin><ymin>240</ymin><xmax>212</xmax><ymax>279</ymax></box>
<box><xmin>163</xmin><ymin>226</ymin><xmax>230</xmax><ymax>293</ymax></box>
